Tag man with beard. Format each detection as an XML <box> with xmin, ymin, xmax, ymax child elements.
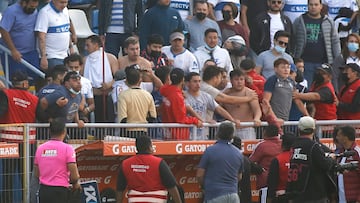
<box><xmin>184</xmin><ymin>0</ymin><xmax>222</xmax><ymax>52</ymax></box>
<box><xmin>293</xmin><ymin>64</ymin><xmax>337</xmax><ymax>120</ymax></box>
<box><xmin>140</xmin><ymin>34</ymin><xmax>170</xmax><ymax>70</ymax></box>
<box><xmin>0</xmin><ymin>0</ymin><xmax>40</xmax><ymax>85</ymax></box>
<box><xmin>337</xmin><ymin>63</ymin><xmax>360</xmax><ymax>120</ymax></box>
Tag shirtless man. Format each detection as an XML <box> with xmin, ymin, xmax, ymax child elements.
<box><xmin>117</xmin><ymin>36</ymin><xmax>162</xmax><ymax>89</ymax></box>
<box><xmin>222</xmin><ymin>69</ymin><xmax>262</xmax><ymax>139</ymax></box>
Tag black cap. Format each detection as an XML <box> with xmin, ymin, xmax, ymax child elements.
<box><xmin>170</xmin><ymin>68</ymin><xmax>184</xmax><ymax>85</ymax></box>
<box><xmin>63</xmin><ymin>71</ymin><xmax>81</xmax><ymax>82</ymax></box>
<box><xmin>317</xmin><ymin>63</ymin><xmax>332</xmax><ymax>75</ymax></box>
<box><xmin>345</xmin><ymin>63</ymin><xmax>360</xmax><ymax>73</ymax></box>
<box><xmin>11</xmin><ymin>70</ymin><xmax>29</xmax><ymax>82</ymax></box>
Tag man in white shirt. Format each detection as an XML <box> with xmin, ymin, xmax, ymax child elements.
<box><xmin>162</xmin><ymin>30</ymin><xmax>199</xmax><ymax>75</ymax></box>
<box><xmin>194</xmin><ymin>28</ymin><xmax>233</xmax><ymax>75</ymax></box>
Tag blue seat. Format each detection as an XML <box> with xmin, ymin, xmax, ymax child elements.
<box><xmin>91</xmin><ymin>9</ymin><xmax>99</xmax><ymax>34</ymax></box>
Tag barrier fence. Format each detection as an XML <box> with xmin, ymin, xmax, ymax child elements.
<box><xmin>1</xmin><ymin>120</ymin><xmax>360</xmax><ymax>203</ymax></box>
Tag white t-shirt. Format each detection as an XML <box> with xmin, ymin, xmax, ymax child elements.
<box><xmin>194</xmin><ymin>45</ymin><xmax>233</xmax><ymax>75</ymax></box>
<box><xmin>112</xmin><ymin>80</ymin><xmax>154</xmax><ymax>104</ymax></box>
<box><xmin>283</xmin><ymin>0</ymin><xmax>308</xmax><ymax>22</ymax></box>
<box><xmin>35</xmin><ymin>3</ymin><xmax>70</xmax><ymax>59</ymax></box>
<box><xmin>80</xmin><ymin>76</ymin><xmax>93</xmax><ymax>99</ymax></box>
<box><xmin>170</xmin><ymin>0</ymin><xmax>191</xmax><ymax>20</ymax></box>
<box><xmin>207</xmin><ymin>0</ymin><xmax>241</xmax><ymax>22</ymax></box>
<box><xmin>162</xmin><ymin>46</ymin><xmax>199</xmax><ymax>74</ymax></box>
<box><xmin>268</xmin><ymin>12</ymin><xmax>284</xmax><ymax>48</ymax></box>
<box><xmin>322</xmin><ymin>0</ymin><xmax>358</xmax><ymax>19</ymax></box>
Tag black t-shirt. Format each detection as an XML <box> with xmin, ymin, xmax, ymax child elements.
<box><xmin>241</xmin><ymin>0</ymin><xmax>268</xmax><ymax>29</ymax></box>
<box><xmin>301</xmin><ymin>15</ymin><xmax>328</xmax><ymax>63</ymax></box>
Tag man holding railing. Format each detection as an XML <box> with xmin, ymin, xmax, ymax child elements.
<box><xmin>0</xmin><ymin>0</ymin><xmax>40</xmax><ymax>85</ymax></box>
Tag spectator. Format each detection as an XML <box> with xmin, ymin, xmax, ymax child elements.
<box><xmin>194</xmin><ymin>28</ymin><xmax>233</xmax><ymax>75</ymax></box>
<box><xmin>337</xmin><ymin>63</ymin><xmax>360</xmax><ymax>119</ymax></box>
<box><xmin>240</xmin><ymin>0</ymin><xmax>268</xmax><ymax>36</ymax></box>
<box><xmin>336</xmin><ymin>125</ymin><xmax>360</xmax><ymax>203</ymax></box>
<box><xmin>263</xmin><ymin>58</ymin><xmax>308</xmax><ymax>121</ymax></box>
<box><xmin>283</xmin><ymin>0</ymin><xmax>308</xmax><ymax>22</ymax></box>
<box><xmin>83</xmin><ymin>35</ymin><xmax>117</xmax><ymax>123</ymax></box>
<box><xmin>240</xmin><ymin>59</ymin><xmax>266</xmax><ymax>102</ymax></box>
<box><xmin>160</xmin><ymin>68</ymin><xmax>202</xmax><ymax>140</ymax></box>
<box><xmin>185</xmin><ymin>72</ymin><xmax>239</xmax><ymax>140</ymax></box>
<box><xmin>267</xmin><ymin>132</ymin><xmax>296</xmax><ymax>203</ymax></box>
<box><xmin>98</xmin><ymin>0</ymin><xmax>143</xmax><ymax>57</ymax></box>
<box><xmin>216</xmin><ymin>67</ymin><xmax>230</xmax><ymax>90</ymax></box>
<box><xmin>0</xmin><ymin>70</ymin><xmax>39</xmax><ymax>203</ymax></box>
<box><xmin>139</xmin><ymin>0</ymin><xmax>184</xmax><ymax>49</ymax></box>
<box><xmin>207</xmin><ymin>0</ymin><xmax>241</xmax><ymax>22</ymax></box>
<box><xmin>289</xmin><ymin>64</ymin><xmax>308</xmax><ymax>121</ymax></box>
<box><xmin>217</xmin><ymin>2</ymin><xmax>249</xmax><ymax>46</ymax></box>
<box><xmin>39</xmin><ymin>71</ymin><xmax>84</xmax><ymax>127</ymax></box>
<box><xmin>294</xmin><ymin>57</ymin><xmax>308</xmax><ymax>88</ymax></box>
<box><xmin>322</xmin><ymin>0</ymin><xmax>358</xmax><ymax>20</ymax></box>
<box><xmin>256</xmin><ymin>30</ymin><xmax>294</xmax><ymax>79</ymax></box>
<box><xmin>222</xmin><ymin>69</ymin><xmax>262</xmax><ymax>139</ymax></box>
<box><xmin>117</xmin><ymin>65</ymin><xmax>157</xmax><ymax>138</ymax></box>
<box><xmin>36</xmin><ymin>65</ymin><xmax>68</xmax><ymax>123</ymax></box>
<box><xmin>222</xmin><ymin>35</ymin><xmax>248</xmax><ymax>69</ymax></box>
<box><xmin>332</xmin><ymin>33</ymin><xmax>360</xmax><ymax>93</ymax></box>
<box><xmin>35</xmin><ymin>0</ymin><xmax>75</xmax><ymax>70</ymax></box>
<box><xmin>140</xmin><ymin>34</ymin><xmax>170</xmax><ymax>70</ymax></box>
<box><xmin>196</xmin><ymin>121</ymin><xmax>243</xmax><ymax>203</ymax></box>
<box><xmin>249</xmin><ymin>124</ymin><xmax>282</xmax><ymax>203</ymax></box>
<box><xmin>0</xmin><ymin>0</ymin><xmax>40</xmax><ymax>85</ymax></box>
<box><xmin>286</xmin><ymin>116</ymin><xmax>336</xmax><ymax>203</ymax></box>
<box><xmin>116</xmin><ymin>135</ymin><xmax>182</xmax><ymax>203</ymax></box>
<box><xmin>292</xmin><ymin>0</ymin><xmax>341</xmax><ymax>85</ymax></box>
<box><xmin>250</xmin><ymin>0</ymin><xmax>292</xmax><ymax>55</ymax></box>
<box><xmin>162</xmin><ymin>30</ymin><xmax>200</xmax><ymax>74</ymax></box>
<box><xmin>232</xmin><ymin>136</ymin><xmax>252</xmax><ymax>203</ymax></box>
<box><xmin>184</xmin><ymin>0</ymin><xmax>222</xmax><ymax>52</ymax></box>
<box><xmin>34</xmin><ymin>118</ymin><xmax>81</xmax><ymax>203</ymax></box>
<box><xmin>201</xmin><ymin>65</ymin><xmax>257</xmax><ymax>106</ymax></box>
<box><xmin>293</xmin><ymin>64</ymin><xmax>337</xmax><ymax>120</ymax></box>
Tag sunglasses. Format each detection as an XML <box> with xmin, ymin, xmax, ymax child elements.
<box><xmin>271</xmin><ymin>0</ymin><xmax>282</xmax><ymax>4</ymax></box>
<box><xmin>277</xmin><ymin>40</ymin><xmax>288</xmax><ymax>46</ymax></box>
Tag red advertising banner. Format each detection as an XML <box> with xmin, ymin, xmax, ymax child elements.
<box><xmin>0</xmin><ymin>143</ymin><xmax>19</xmax><ymax>158</ymax></box>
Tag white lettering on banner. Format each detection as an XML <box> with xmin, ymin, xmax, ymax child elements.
<box><xmin>112</xmin><ymin>144</ymin><xmax>119</xmax><ymax>155</ymax></box>
<box><xmin>83</xmin><ymin>185</ymin><xmax>97</xmax><ymax>202</ymax></box>
<box><xmin>168</xmin><ymin>162</ymin><xmax>176</xmax><ymax>169</ymax></box>
<box><xmin>179</xmin><ymin>176</ymin><xmax>198</xmax><ymax>184</ymax></box>
<box><xmin>80</xmin><ymin>177</ymin><xmax>102</xmax><ymax>184</ymax></box>
<box><xmin>246</xmin><ymin>144</ymin><xmax>257</xmax><ymax>152</ymax></box>
<box><xmin>184</xmin><ymin>144</ymin><xmax>208</xmax><ymax>152</ymax></box>
<box><xmin>78</xmin><ymin>165</ymin><xmax>109</xmax><ymax>171</ymax></box>
<box><xmin>121</xmin><ymin>145</ymin><xmax>137</xmax><ymax>153</ymax></box>
<box><xmin>104</xmin><ymin>176</ymin><xmax>111</xmax><ymax>184</ymax></box>
<box><xmin>176</xmin><ymin>143</ymin><xmax>183</xmax><ymax>153</ymax></box>
<box><xmin>0</xmin><ymin>147</ymin><xmax>18</xmax><ymax>156</ymax></box>
<box><xmin>185</xmin><ymin>164</ymin><xmax>196</xmax><ymax>171</ymax></box>
<box><xmin>184</xmin><ymin>192</ymin><xmax>202</xmax><ymax>199</ymax></box>
<box><xmin>110</xmin><ymin>164</ymin><xmax>119</xmax><ymax>171</ymax></box>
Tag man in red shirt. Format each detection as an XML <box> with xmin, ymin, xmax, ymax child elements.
<box><xmin>116</xmin><ymin>135</ymin><xmax>182</xmax><ymax>203</ymax></box>
<box><xmin>240</xmin><ymin>59</ymin><xmax>266</xmax><ymax>102</ymax></box>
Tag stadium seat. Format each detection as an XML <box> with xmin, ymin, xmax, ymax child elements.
<box><xmin>91</xmin><ymin>9</ymin><xmax>99</xmax><ymax>34</ymax></box>
<box><xmin>68</xmin><ymin>9</ymin><xmax>97</xmax><ymax>38</ymax></box>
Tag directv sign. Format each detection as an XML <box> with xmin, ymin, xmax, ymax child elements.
<box><xmin>81</xmin><ymin>181</ymin><xmax>101</xmax><ymax>203</ymax></box>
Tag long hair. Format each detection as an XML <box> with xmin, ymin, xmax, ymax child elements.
<box><xmin>341</xmin><ymin>33</ymin><xmax>360</xmax><ymax>59</ymax></box>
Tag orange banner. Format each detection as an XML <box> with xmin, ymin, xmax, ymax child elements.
<box><xmin>0</xmin><ymin>143</ymin><xmax>19</xmax><ymax>158</ymax></box>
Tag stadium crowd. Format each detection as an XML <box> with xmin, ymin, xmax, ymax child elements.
<box><xmin>1</xmin><ymin>0</ymin><xmax>360</xmax><ymax>202</ymax></box>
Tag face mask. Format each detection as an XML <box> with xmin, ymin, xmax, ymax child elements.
<box><xmin>222</xmin><ymin>11</ymin><xmax>232</xmax><ymax>21</ymax></box>
<box><xmin>341</xmin><ymin>72</ymin><xmax>349</xmax><ymax>83</ymax></box>
<box><xmin>274</xmin><ymin>45</ymin><xmax>286</xmax><ymax>54</ymax></box>
<box><xmin>69</xmin><ymin>87</ymin><xmax>81</xmax><ymax>95</ymax></box>
<box><xmin>205</xmin><ymin>44</ymin><xmax>216</xmax><ymax>51</ymax></box>
<box><xmin>347</xmin><ymin>42</ymin><xmax>359</xmax><ymax>52</ymax></box>
<box><xmin>313</xmin><ymin>71</ymin><xmax>324</xmax><ymax>85</ymax></box>
<box><xmin>23</xmin><ymin>7</ymin><xmax>36</xmax><ymax>14</ymax></box>
<box><xmin>150</xmin><ymin>50</ymin><xmax>161</xmax><ymax>58</ymax></box>
<box><xmin>196</xmin><ymin>12</ymin><xmax>207</xmax><ymax>20</ymax></box>
<box><xmin>295</xmin><ymin>69</ymin><xmax>304</xmax><ymax>83</ymax></box>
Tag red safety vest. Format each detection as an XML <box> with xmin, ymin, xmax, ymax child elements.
<box><xmin>275</xmin><ymin>151</ymin><xmax>291</xmax><ymax>191</ymax></box>
<box><xmin>122</xmin><ymin>154</ymin><xmax>168</xmax><ymax>202</ymax></box>
<box><xmin>338</xmin><ymin>79</ymin><xmax>360</xmax><ymax>119</ymax></box>
<box><xmin>0</xmin><ymin>89</ymin><xmax>38</xmax><ymax>142</ymax></box>
<box><xmin>310</xmin><ymin>82</ymin><xmax>337</xmax><ymax>120</ymax></box>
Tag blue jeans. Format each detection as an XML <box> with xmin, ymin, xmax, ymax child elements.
<box><xmin>304</xmin><ymin>62</ymin><xmax>322</xmax><ymax>86</ymax></box>
<box><xmin>105</xmin><ymin>33</ymin><xmax>131</xmax><ymax>57</ymax></box>
<box><xmin>47</xmin><ymin>58</ymin><xmax>64</xmax><ymax>71</ymax></box>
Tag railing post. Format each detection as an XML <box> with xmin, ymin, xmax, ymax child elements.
<box><xmin>23</xmin><ymin>124</ymin><xmax>30</xmax><ymax>203</ymax></box>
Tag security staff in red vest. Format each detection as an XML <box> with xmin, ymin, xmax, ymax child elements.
<box><xmin>337</xmin><ymin>63</ymin><xmax>360</xmax><ymax>120</ymax></box>
<box><xmin>293</xmin><ymin>64</ymin><xmax>337</xmax><ymax>120</ymax></box>
<box><xmin>267</xmin><ymin>132</ymin><xmax>296</xmax><ymax>203</ymax></box>
<box><xmin>116</xmin><ymin>135</ymin><xmax>182</xmax><ymax>203</ymax></box>
<box><xmin>0</xmin><ymin>70</ymin><xmax>38</xmax><ymax>142</ymax></box>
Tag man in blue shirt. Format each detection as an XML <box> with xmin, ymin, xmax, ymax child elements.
<box><xmin>0</xmin><ymin>0</ymin><xmax>40</xmax><ymax>85</ymax></box>
<box><xmin>197</xmin><ymin>121</ymin><xmax>243</xmax><ymax>203</ymax></box>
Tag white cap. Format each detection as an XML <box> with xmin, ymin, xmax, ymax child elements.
<box><xmin>226</xmin><ymin>35</ymin><xmax>246</xmax><ymax>46</ymax></box>
<box><xmin>298</xmin><ymin>116</ymin><xmax>315</xmax><ymax>131</ymax></box>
